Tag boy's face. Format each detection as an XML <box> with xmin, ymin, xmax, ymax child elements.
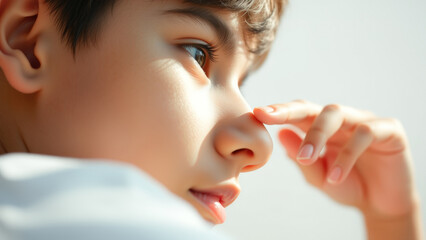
<box><xmin>21</xmin><ymin>0</ymin><xmax>273</xmax><ymax>224</ymax></box>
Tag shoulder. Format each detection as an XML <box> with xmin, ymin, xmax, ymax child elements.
<box><xmin>0</xmin><ymin>153</ymin><xmax>230</xmax><ymax>240</ymax></box>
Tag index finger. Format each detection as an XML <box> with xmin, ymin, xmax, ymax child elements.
<box><xmin>253</xmin><ymin>100</ymin><xmax>322</xmax><ymax>125</ymax></box>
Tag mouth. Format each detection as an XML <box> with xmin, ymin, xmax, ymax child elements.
<box><xmin>189</xmin><ymin>184</ymin><xmax>240</xmax><ymax>224</ymax></box>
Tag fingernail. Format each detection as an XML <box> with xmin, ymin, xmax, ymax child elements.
<box><xmin>258</xmin><ymin>106</ymin><xmax>275</xmax><ymax>113</ymax></box>
<box><xmin>297</xmin><ymin>144</ymin><xmax>314</xmax><ymax>160</ymax></box>
<box><xmin>327</xmin><ymin>166</ymin><xmax>342</xmax><ymax>184</ymax></box>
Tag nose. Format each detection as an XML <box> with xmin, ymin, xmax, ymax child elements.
<box><xmin>213</xmin><ymin>113</ymin><xmax>273</xmax><ymax>172</ymax></box>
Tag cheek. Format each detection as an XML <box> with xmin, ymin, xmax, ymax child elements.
<box><xmin>33</xmin><ymin>43</ymin><xmax>216</xmax><ymax>191</ymax></box>
<box><xmin>29</xmin><ymin>4</ymin><xmax>220</xmax><ymax>192</ymax></box>
<box><xmin>133</xmin><ymin>61</ymin><xmax>217</xmax><ymax>189</ymax></box>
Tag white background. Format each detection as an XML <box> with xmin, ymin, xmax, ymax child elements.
<box><xmin>217</xmin><ymin>0</ymin><xmax>426</xmax><ymax>239</ymax></box>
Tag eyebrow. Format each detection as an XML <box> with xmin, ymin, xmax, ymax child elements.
<box><xmin>163</xmin><ymin>7</ymin><xmax>236</xmax><ymax>53</ymax></box>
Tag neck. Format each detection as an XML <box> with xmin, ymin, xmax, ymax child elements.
<box><xmin>0</xmin><ymin>117</ymin><xmax>30</xmax><ymax>154</ymax></box>
<box><xmin>0</xmin><ymin>140</ymin><xmax>6</xmax><ymax>154</ymax></box>
<box><xmin>0</xmin><ymin>75</ymin><xmax>30</xmax><ymax>155</ymax></box>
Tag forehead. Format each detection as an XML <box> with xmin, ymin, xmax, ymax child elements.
<box><xmin>159</xmin><ymin>2</ymin><xmax>248</xmax><ymax>46</ymax></box>
<box><xmin>153</xmin><ymin>1</ymin><xmax>256</xmax><ymax>67</ymax></box>
<box><xmin>163</xmin><ymin>6</ymin><xmax>241</xmax><ymax>53</ymax></box>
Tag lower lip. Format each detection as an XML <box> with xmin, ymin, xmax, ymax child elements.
<box><xmin>190</xmin><ymin>190</ymin><xmax>226</xmax><ymax>224</ymax></box>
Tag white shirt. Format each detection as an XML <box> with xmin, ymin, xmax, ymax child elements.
<box><xmin>0</xmin><ymin>153</ymin><xmax>230</xmax><ymax>240</ymax></box>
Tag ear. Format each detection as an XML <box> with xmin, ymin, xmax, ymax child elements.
<box><xmin>0</xmin><ymin>0</ymin><xmax>47</xmax><ymax>94</ymax></box>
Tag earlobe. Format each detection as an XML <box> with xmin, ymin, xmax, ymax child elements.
<box><xmin>0</xmin><ymin>0</ymin><xmax>45</xmax><ymax>94</ymax></box>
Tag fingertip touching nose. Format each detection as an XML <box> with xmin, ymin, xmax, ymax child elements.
<box><xmin>213</xmin><ymin>112</ymin><xmax>273</xmax><ymax>172</ymax></box>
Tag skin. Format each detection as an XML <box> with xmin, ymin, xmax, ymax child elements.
<box><xmin>0</xmin><ymin>0</ymin><xmax>273</xmax><ymax>224</ymax></box>
<box><xmin>254</xmin><ymin>102</ymin><xmax>423</xmax><ymax>239</ymax></box>
<box><xmin>0</xmin><ymin>0</ymin><xmax>423</xmax><ymax>238</ymax></box>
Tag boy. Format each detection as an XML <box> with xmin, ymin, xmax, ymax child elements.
<box><xmin>0</xmin><ymin>0</ymin><xmax>422</xmax><ymax>239</ymax></box>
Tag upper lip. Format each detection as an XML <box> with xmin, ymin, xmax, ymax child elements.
<box><xmin>190</xmin><ymin>184</ymin><xmax>241</xmax><ymax>208</ymax></box>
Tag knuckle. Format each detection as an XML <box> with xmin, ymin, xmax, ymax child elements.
<box><xmin>363</xmin><ymin>110</ymin><xmax>376</xmax><ymax>118</ymax></box>
<box><xmin>323</xmin><ymin>104</ymin><xmax>341</xmax><ymax>113</ymax></box>
<box><xmin>309</xmin><ymin>126</ymin><xmax>325</xmax><ymax>137</ymax></box>
<box><xmin>387</xmin><ymin>118</ymin><xmax>406</xmax><ymax>138</ymax></box>
<box><xmin>274</xmin><ymin>103</ymin><xmax>289</xmax><ymax>109</ymax></box>
<box><xmin>341</xmin><ymin>147</ymin><xmax>355</xmax><ymax>158</ymax></box>
<box><xmin>293</xmin><ymin>99</ymin><xmax>309</xmax><ymax>105</ymax></box>
<box><xmin>356</xmin><ymin>123</ymin><xmax>374</xmax><ymax>136</ymax></box>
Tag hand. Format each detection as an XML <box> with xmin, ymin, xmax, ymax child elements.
<box><xmin>253</xmin><ymin>100</ymin><xmax>419</xmax><ymax>218</ymax></box>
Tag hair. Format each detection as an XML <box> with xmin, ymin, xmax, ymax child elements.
<box><xmin>45</xmin><ymin>0</ymin><xmax>287</xmax><ymax>63</ymax></box>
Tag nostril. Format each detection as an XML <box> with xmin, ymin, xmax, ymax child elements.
<box><xmin>231</xmin><ymin>148</ymin><xmax>254</xmax><ymax>158</ymax></box>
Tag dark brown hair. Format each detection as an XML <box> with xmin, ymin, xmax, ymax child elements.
<box><xmin>184</xmin><ymin>0</ymin><xmax>286</xmax><ymax>55</ymax></box>
<box><xmin>45</xmin><ymin>0</ymin><xmax>287</xmax><ymax>59</ymax></box>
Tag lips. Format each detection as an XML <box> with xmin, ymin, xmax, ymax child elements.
<box><xmin>189</xmin><ymin>185</ymin><xmax>240</xmax><ymax>224</ymax></box>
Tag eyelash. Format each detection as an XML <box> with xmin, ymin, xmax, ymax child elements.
<box><xmin>179</xmin><ymin>42</ymin><xmax>218</xmax><ymax>65</ymax></box>
<box><xmin>197</xmin><ymin>43</ymin><xmax>218</xmax><ymax>63</ymax></box>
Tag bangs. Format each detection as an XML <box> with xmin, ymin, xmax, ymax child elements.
<box><xmin>45</xmin><ymin>0</ymin><xmax>287</xmax><ymax>64</ymax></box>
<box><xmin>184</xmin><ymin>0</ymin><xmax>288</xmax><ymax>56</ymax></box>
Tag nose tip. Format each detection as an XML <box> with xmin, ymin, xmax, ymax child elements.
<box><xmin>213</xmin><ymin>113</ymin><xmax>273</xmax><ymax>172</ymax></box>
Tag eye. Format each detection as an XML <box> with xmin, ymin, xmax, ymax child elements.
<box><xmin>182</xmin><ymin>45</ymin><xmax>207</xmax><ymax>68</ymax></box>
<box><xmin>180</xmin><ymin>43</ymin><xmax>217</xmax><ymax>70</ymax></box>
